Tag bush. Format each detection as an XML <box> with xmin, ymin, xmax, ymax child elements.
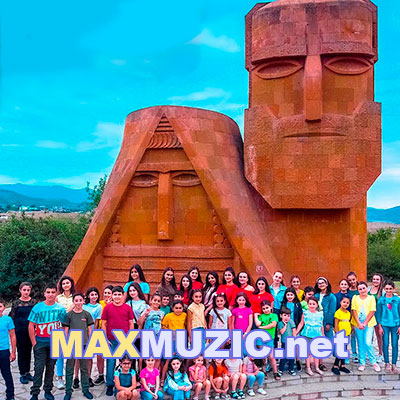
<box><xmin>0</xmin><ymin>215</ymin><xmax>90</xmax><ymax>301</ymax></box>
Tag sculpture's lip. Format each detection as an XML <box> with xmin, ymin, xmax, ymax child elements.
<box><xmin>282</xmin><ymin>131</ymin><xmax>346</xmax><ymax>138</ymax></box>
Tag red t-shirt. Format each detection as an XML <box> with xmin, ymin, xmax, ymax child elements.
<box><xmin>101</xmin><ymin>303</ymin><xmax>134</xmax><ymax>340</ymax></box>
<box><xmin>217</xmin><ymin>284</ymin><xmax>240</xmax><ymax>307</ymax></box>
<box><xmin>250</xmin><ymin>292</ymin><xmax>275</xmax><ymax>314</ymax></box>
<box><xmin>192</xmin><ymin>281</ymin><xmax>204</xmax><ymax>290</ymax></box>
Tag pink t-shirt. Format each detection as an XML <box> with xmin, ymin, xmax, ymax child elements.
<box><xmin>189</xmin><ymin>365</ymin><xmax>207</xmax><ymax>381</ymax></box>
<box><xmin>232</xmin><ymin>307</ymin><xmax>252</xmax><ymax>332</ymax></box>
<box><xmin>101</xmin><ymin>303</ymin><xmax>134</xmax><ymax>340</ymax></box>
<box><xmin>139</xmin><ymin>367</ymin><xmax>160</xmax><ymax>391</ymax></box>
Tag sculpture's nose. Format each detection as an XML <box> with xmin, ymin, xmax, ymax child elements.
<box><xmin>157</xmin><ymin>172</ymin><xmax>173</xmax><ymax>240</ymax></box>
<box><xmin>304</xmin><ymin>55</ymin><xmax>323</xmax><ymax>121</ymax></box>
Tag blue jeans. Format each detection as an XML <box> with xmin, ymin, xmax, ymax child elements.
<box><xmin>0</xmin><ymin>350</ymin><xmax>14</xmax><ymax>400</ymax></box>
<box><xmin>279</xmin><ymin>342</ymin><xmax>294</xmax><ymax>372</ymax></box>
<box><xmin>56</xmin><ymin>356</ymin><xmax>64</xmax><ymax>377</ymax></box>
<box><xmin>165</xmin><ymin>385</ymin><xmax>191</xmax><ymax>400</ymax></box>
<box><xmin>351</xmin><ymin>329</ymin><xmax>358</xmax><ymax>356</ymax></box>
<box><xmin>106</xmin><ymin>340</ymin><xmax>118</xmax><ymax>387</ymax></box>
<box><xmin>247</xmin><ymin>372</ymin><xmax>265</xmax><ymax>389</ymax></box>
<box><xmin>355</xmin><ymin>326</ymin><xmax>376</xmax><ymax>365</ymax></box>
<box><xmin>141</xmin><ymin>391</ymin><xmax>164</xmax><ymax>400</ymax></box>
<box><xmin>382</xmin><ymin>325</ymin><xmax>399</xmax><ymax>364</ymax></box>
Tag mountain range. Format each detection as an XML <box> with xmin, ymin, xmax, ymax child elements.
<box><xmin>0</xmin><ymin>184</ymin><xmax>399</xmax><ymax>222</ymax></box>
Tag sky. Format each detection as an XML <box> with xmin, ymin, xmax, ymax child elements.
<box><xmin>1</xmin><ymin>0</ymin><xmax>398</xmax><ymax>208</ymax></box>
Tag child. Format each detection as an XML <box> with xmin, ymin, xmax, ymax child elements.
<box><xmin>254</xmin><ymin>300</ymin><xmax>280</xmax><ymax>380</ymax></box>
<box><xmin>179</xmin><ymin>275</ymin><xmax>193</xmax><ymax>306</ymax></box>
<box><xmin>376</xmin><ymin>280</ymin><xmax>400</xmax><ymax>373</ymax></box>
<box><xmin>224</xmin><ymin>356</ymin><xmax>246</xmax><ymax>399</ymax></box>
<box><xmin>300</xmin><ymin>287</ymin><xmax>315</xmax><ymax>311</ymax></box>
<box><xmin>347</xmin><ymin>272</ymin><xmax>359</xmax><ymax>363</ymax></box>
<box><xmin>163</xmin><ymin>357</ymin><xmax>192</xmax><ymax>400</ymax></box>
<box><xmin>189</xmin><ymin>356</ymin><xmax>211</xmax><ymax>400</ymax></box>
<box><xmin>295</xmin><ymin>296</ymin><xmax>324</xmax><ymax>376</ymax></box>
<box><xmin>140</xmin><ymin>358</ymin><xmax>163</xmax><ymax>400</ymax></box>
<box><xmin>335</xmin><ymin>279</ymin><xmax>350</xmax><ymax>310</ymax></box>
<box><xmin>114</xmin><ymin>355</ymin><xmax>139</xmax><ymax>400</ymax></box>
<box><xmin>250</xmin><ymin>277</ymin><xmax>274</xmax><ymax>315</ymax></box>
<box><xmin>160</xmin><ymin>296</ymin><xmax>171</xmax><ymax>316</ymax></box>
<box><xmin>280</xmin><ymin>287</ymin><xmax>303</xmax><ymax>327</ymax></box>
<box><xmin>187</xmin><ymin>290</ymin><xmax>207</xmax><ymax>340</ymax></box>
<box><xmin>332</xmin><ymin>297</ymin><xmax>351</xmax><ymax>375</ymax></box>
<box><xmin>63</xmin><ymin>293</ymin><xmax>94</xmax><ymax>400</ymax></box>
<box><xmin>209</xmin><ymin>294</ymin><xmax>232</xmax><ymax>330</ymax></box>
<box><xmin>243</xmin><ymin>356</ymin><xmax>266</xmax><ymax>397</ymax></box>
<box><xmin>208</xmin><ymin>359</ymin><xmax>229</xmax><ymax>400</ymax></box>
<box><xmin>231</xmin><ymin>293</ymin><xmax>253</xmax><ymax>336</ymax></box>
<box><xmin>0</xmin><ymin>298</ymin><xmax>16</xmax><ymax>400</ymax></box>
<box><xmin>139</xmin><ymin>294</ymin><xmax>164</xmax><ymax>334</ymax></box>
<box><xmin>290</xmin><ymin>275</ymin><xmax>304</xmax><ymax>301</ymax></box>
<box><xmin>277</xmin><ymin>307</ymin><xmax>296</xmax><ymax>376</ymax></box>
<box><xmin>217</xmin><ymin>267</ymin><xmax>240</xmax><ymax>309</ymax></box>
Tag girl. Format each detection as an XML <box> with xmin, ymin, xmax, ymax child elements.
<box><xmin>280</xmin><ymin>287</ymin><xmax>303</xmax><ymax>327</ymax></box>
<box><xmin>208</xmin><ymin>360</ymin><xmax>229</xmax><ymax>400</ymax></box>
<box><xmin>217</xmin><ymin>267</ymin><xmax>239</xmax><ymax>308</ymax></box>
<box><xmin>160</xmin><ymin>296</ymin><xmax>171</xmax><ymax>316</ymax></box>
<box><xmin>346</xmin><ymin>271</ymin><xmax>359</xmax><ymax>363</ymax></box>
<box><xmin>351</xmin><ymin>281</ymin><xmax>381</xmax><ymax>372</ymax></box>
<box><xmin>332</xmin><ymin>296</ymin><xmax>351</xmax><ymax>375</ymax></box>
<box><xmin>83</xmin><ymin>287</ymin><xmax>103</xmax><ymax>387</ymax></box>
<box><xmin>114</xmin><ymin>355</ymin><xmax>139</xmax><ymax>400</ymax></box>
<box><xmin>140</xmin><ymin>294</ymin><xmax>164</xmax><ymax>334</ymax></box>
<box><xmin>125</xmin><ymin>283</ymin><xmax>149</xmax><ymax>324</ymax></box>
<box><xmin>189</xmin><ymin>356</ymin><xmax>211</xmax><ymax>400</ymax></box>
<box><xmin>335</xmin><ymin>279</ymin><xmax>350</xmax><ymax>310</ymax></box>
<box><xmin>140</xmin><ymin>358</ymin><xmax>163</xmax><ymax>400</ymax></box>
<box><xmin>296</xmin><ymin>296</ymin><xmax>324</xmax><ymax>376</ymax></box>
<box><xmin>243</xmin><ymin>356</ymin><xmax>266</xmax><ymax>396</ymax></box>
<box><xmin>224</xmin><ymin>356</ymin><xmax>246</xmax><ymax>400</ymax></box>
<box><xmin>203</xmin><ymin>272</ymin><xmax>219</xmax><ymax>316</ymax></box>
<box><xmin>209</xmin><ymin>294</ymin><xmax>232</xmax><ymax>330</ymax></box>
<box><xmin>254</xmin><ymin>300</ymin><xmax>280</xmax><ymax>380</ymax></box>
<box><xmin>179</xmin><ymin>275</ymin><xmax>193</xmax><ymax>306</ymax></box>
<box><xmin>187</xmin><ymin>290</ymin><xmax>207</xmax><ymax>340</ymax></box>
<box><xmin>269</xmin><ymin>271</ymin><xmax>287</xmax><ymax>315</ymax></box>
<box><xmin>250</xmin><ymin>277</ymin><xmax>274</xmax><ymax>315</ymax></box>
<box><xmin>300</xmin><ymin>287</ymin><xmax>315</xmax><ymax>311</ymax></box>
<box><xmin>157</xmin><ymin>267</ymin><xmax>178</xmax><ymax>305</ymax></box>
<box><xmin>376</xmin><ymin>280</ymin><xmax>400</xmax><ymax>373</ymax></box>
<box><xmin>10</xmin><ymin>282</ymin><xmax>35</xmax><ymax>384</ymax></box>
<box><xmin>369</xmin><ymin>273</ymin><xmax>385</xmax><ymax>363</ymax></box>
<box><xmin>124</xmin><ymin>264</ymin><xmax>150</xmax><ymax>303</ymax></box>
<box><xmin>237</xmin><ymin>272</ymin><xmax>254</xmax><ymax>294</ymax></box>
<box><xmin>163</xmin><ymin>357</ymin><xmax>192</xmax><ymax>400</ymax></box>
<box><xmin>56</xmin><ymin>275</ymin><xmax>76</xmax><ymax>389</ymax></box>
<box><xmin>188</xmin><ymin>266</ymin><xmax>204</xmax><ymax>290</ymax></box>
<box><xmin>290</xmin><ymin>275</ymin><xmax>303</xmax><ymax>301</ymax></box>
<box><xmin>231</xmin><ymin>292</ymin><xmax>253</xmax><ymax>336</ymax></box>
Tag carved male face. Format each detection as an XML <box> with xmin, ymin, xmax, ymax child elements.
<box><xmin>245</xmin><ymin>0</ymin><xmax>381</xmax><ymax>208</ymax></box>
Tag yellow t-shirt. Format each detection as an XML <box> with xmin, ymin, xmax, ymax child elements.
<box><xmin>296</xmin><ymin>290</ymin><xmax>304</xmax><ymax>302</ymax></box>
<box><xmin>187</xmin><ymin>302</ymin><xmax>207</xmax><ymax>329</ymax></box>
<box><xmin>351</xmin><ymin>295</ymin><xmax>377</xmax><ymax>327</ymax></box>
<box><xmin>162</xmin><ymin>312</ymin><xmax>187</xmax><ymax>331</ymax></box>
<box><xmin>334</xmin><ymin>309</ymin><xmax>351</xmax><ymax>336</ymax></box>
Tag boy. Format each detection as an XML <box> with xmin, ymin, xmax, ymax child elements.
<box><xmin>102</xmin><ymin>286</ymin><xmax>134</xmax><ymax>396</ymax></box>
<box><xmin>28</xmin><ymin>283</ymin><xmax>67</xmax><ymax>400</ymax></box>
<box><xmin>0</xmin><ymin>298</ymin><xmax>16</xmax><ymax>400</ymax></box>
<box><xmin>277</xmin><ymin>307</ymin><xmax>296</xmax><ymax>376</ymax></box>
<box><xmin>63</xmin><ymin>293</ymin><xmax>94</xmax><ymax>400</ymax></box>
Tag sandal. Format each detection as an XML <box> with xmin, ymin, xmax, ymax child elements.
<box><xmin>231</xmin><ymin>391</ymin><xmax>239</xmax><ymax>399</ymax></box>
<box><xmin>273</xmin><ymin>373</ymin><xmax>281</xmax><ymax>381</ymax></box>
<box><xmin>392</xmin><ymin>365</ymin><xmax>399</xmax><ymax>374</ymax></box>
<box><xmin>306</xmin><ymin>368</ymin><xmax>314</xmax><ymax>376</ymax></box>
<box><xmin>319</xmin><ymin>364</ymin><xmax>328</xmax><ymax>371</ymax></box>
<box><xmin>315</xmin><ymin>368</ymin><xmax>324</xmax><ymax>376</ymax></box>
<box><xmin>385</xmin><ymin>364</ymin><xmax>392</xmax><ymax>373</ymax></box>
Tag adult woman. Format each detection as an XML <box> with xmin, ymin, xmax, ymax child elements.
<box><xmin>368</xmin><ymin>273</ymin><xmax>385</xmax><ymax>363</ymax></box>
<box><xmin>251</xmin><ymin>277</ymin><xmax>274</xmax><ymax>315</ymax></box>
<box><xmin>269</xmin><ymin>271</ymin><xmax>286</xmax><ymax>315</ymax></box>
<box><xmin>237</xmin><ymin>272</ymin><xmax>254</xmax><ymax>294</ymax></box>
<box><xmin>203</xmin><ymin>272</ymin><xmax>219</xmax><ymax>315</ymax></box>
<box><xmin>10</xmin><ymin>282</ymin><xmax>35</xmax><ymax>384</ymax></box>
<box><xmin>156</xmin><ymin>267</ymin><xmax>177</xmax><ymax>305</ymax></box>
<box><xmin>351</xmin><ymin>281</ymin><xmax>381</xmax><ymax>372</ymax></box>
<box><xmin>217</xmin><ymin>267</ymin><xmax>239</xmax><ymax>308</ymax></box>
<box><xmin>124</xmin><ymin>264</ymin><xmax>150</xmax><ymax>303</ymax></box>
<box><xmin>179</xmin><ymin>275</ymin><xmax>193</xmax><ymax>306</ymax></box>
<box><xmin>290</xmin><ymin>275</ymin><xmax>303</xmax><ymax>301</ymax></box>
<box><xmin>188</xmin><ymin>266</ymin><xmax>204</xmax><ymax>290</ymax></box>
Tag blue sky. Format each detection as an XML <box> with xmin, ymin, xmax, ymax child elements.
<box><xmin>1</xmin><ymin>0</ymin><xmax>398</xmax><ymax>208</ymax></box>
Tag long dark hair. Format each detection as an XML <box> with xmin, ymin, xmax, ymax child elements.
<box><xmin>125</xmin><ymin>282</ymin><xmax>146</xmax><ymax>302</ymax></box>
<box><xmin>188</xmin><ymin>266</ymin><xmax>203</xmax><ymax>283</ymax></box>
<box><xmin>237</xmin><ymin>271</ymin><xmax>253</xmax><ymax>288</ymax></box>
<box><xmin>233</xmin><ymin>291</ymin><xmax>251</xmax><ymax>309</ymax></box>
<box><xmin>314</xmin><ymin>277</ymin><xmax>332</xmax><ymax>295</ymax></box>
<box><xmin>222</xmin><ymin>267</ymin><xmax>238</xmax><ymax>285</ymax></box>
<box><xmin>281</xmin><ymin>287</ymin><xmax>301</xmax><ymax>306</ymax></box>
<box><xmin>203</xmin><ymin>271</ymin><xmax>219</xmax><ymax>292</ymax></box>
<box><xmin>209</xmin><ymin>359</ymin><xmax>225</xmax><ymax>376</ymax></box>
<box><xmin>58</xmin><ymin>276</ymin><xmax>76</xmax><ymax>295</ymax></box>
<box><xmin>85</xmin><ymin>287</ymin><xmax>100</xmax><ymax>304</ymax></box>
<box><xmin>212</xmin><ymin>293</ymin><xmax>228</xmax><ymax>324</ymax></box>
<box><xmin>371</xmin><ymin>273</ymin><xmax>385</xmax><ymax>298</ymax></box>
<box><xmin>189</xmin><ymin>289</ymin><xmax>203</xmax><ymax>305</ymax></box>
<box><xmin>253</xmin><ymin>277</ymin><xmax>271</xmax><ymax>295</ymax></box>
<box><xmin>179</xmin><ymin>274</ymin><xmax>193</xmax><ymax>294</ymax></box>
<box><xmin>127</xmin><ymin>264</ymin><xmax>147</xmax><ymax>283</ymax></box>
<box><xmin>167</xmin><ymin>357</ymin><xmax>185</xmax><ymax>380</ymax></box>
<box><xmin>160</xmin><ymin>267</ymin><xmax>177</xmax><ymax>290</ymax></box>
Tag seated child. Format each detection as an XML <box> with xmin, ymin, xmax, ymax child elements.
<box><xmin>223</xmin><ymin>357</ymin><xmax>246</xmax><ymax>400</ymax></box>
<box><xmin>243</xmin><ymin>356</ymin><xmax>266</xmax><ymax>396</ymax></box>
<box><xmin>114</xmin><ymin>356</ymin><xmax>139</xmax><ymax>400</ymax></box>
<box><xmin>140</xmin><ymin>358</ymin><xmax>163</xmax><ymax>400</ymax></box>
<box><xmin>208</xmin><ymin>360</ymin><xmax>229</xmax><ymax>400</ymax></box>
<box><xmin>189</xmin><ymin>356</ymin><xmax>211</xmax><ymax>400</ymax></box>
<box><xmin>163</xmin><ymin>357</ymin><xmax>191</xmax><ymax>400</ymax></box>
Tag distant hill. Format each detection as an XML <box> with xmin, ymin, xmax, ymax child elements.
<box><xmin>367</xmin><ymin>206</ymin><xmax>400</xmax><ymax>224</ymax></box>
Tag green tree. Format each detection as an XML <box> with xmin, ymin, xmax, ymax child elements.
<box><xmin>86</xmin><ymin>174</ymin><xmax>108</xmax><ymax>212</ymax></box>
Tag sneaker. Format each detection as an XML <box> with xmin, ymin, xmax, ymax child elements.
<box><xmin>94</xmin><ymin>375</ymin><xmax>105</xmax><ymax>385</ymax></box>
<box><xmin>56</xmin><ymin>378</ymin><xmax>65</xmax><ymax>390</ymax></box>
<box><xmin>247</xmin><ymin>390</ymin><xmax>255</xmax><ymax>397</ymax></box>
<box><xmin>89</xmin><ymin>378</ymin><xmax>94</xmax><ymax>388</ymax></box>
<box><xmin>26</xmin><ymin>373</ymin><xmax>34</xmax><ymax>382</ymax></box>
<box><xmin>296</xmin><ymin>360</ymin><xmax>302</xmax><ymax>372</ymax></box>
<box><xmin>73</xmin><ymin>378</ymin><xmax>80</xmax><ymax>389</ymax></box>
<box><xmin>277</xmin><ymin>370</ymin><xmax>283</xmax><ymax>376</ymax></box>
<box><xmin>30</xmin><ymin>396</ymin><xmax>39</xmax><ymax>400</ymax></box>
<box><xmin>231</xmin><ymin>391</ymin><xmax>239</xmax><ymax>399</ymax></box>
<box><xmin>106</xmin><ymin>386</ymin><xmax>114</xmax><ymax>397</ymax></box>
<box><xmin>358</xmin><ymin>365</ymin><xmax>365</xmax><ymax>372</ymax></box>
<box><xmin>265</xmin><ymin>364</ymin><xmax>271</xmax><ymax>373</ymax></box>
<box><xmin>214</xmin><ymin>395</ymin><xmax>221</xmax><ymax>400</ymax></box>
<box><xmin>288</xmin><ymin>370</ymin><xmax>297</xmax><ymax>376</ymax></box>
<box><xmin>352</xmin><ymin>354</ymin><xmax>359</xmax><ymax>364</ymax></box>
<box><xmin>257</xmin><ymin>388</ymin><xmax>267</xmax><ymax>395</ymax></box>
<box><xmin>344</xmin><ymin>358</ymin><xmax>350</xmax><ymax>365</ymax></box>
<box><xmin>331</xmin><ymin>367</ymin><xmax>340</xmax><ymax>376</ymax></box>
<box><xmin>221</xmin><ymin>394</ymin><xmax>228</xmax><ymax>400</ymax></box>
<box><xmin>373</xmin><ymin>363</ymin><xmax>381</xmax><ymax>372</ymax></box>
<box><xmin>376</xmin><ymin>354</ymin><xmax>383</xmax><ymax>363</ymax></box>
<box><xmin>20</xmin><ymin>374</ymin><xmax>29</xmax><ymax>384</ymax></box>
<box><xmin>44</xmin><ymin>392</ymin><xmax>55</xmax><ymax>400</ymax></box>
<box><xmin>237</xmin><ymin>389</ymin><xmax>245</xmax><ymax>399</ymax></box>
<box><xmin>83</xmin><ymin>391</ymin><xmax>94</xmax><ymax>399</ymax></box>
<box><xmin>339</xmin><ymin>367</ymin><xmax>351</xmax><ymax>374</ymax></box>
<box><xmin>64</xmin><ymin>395</ymin><xmax>72</xmax><ymax>400</ymax></box>
<box><xmin>319</xmin><ymin>364</ymin><xmax>328</xmax><ymax>372</ymax></box>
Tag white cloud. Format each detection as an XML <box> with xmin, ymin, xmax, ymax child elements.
<box><xmin>188</xmin><ymin>29</ymin><xmax>240</xmax><ymax>53</ymax></box>
<box><xmin>35</xmin><ymin>140</ymin><xmax>68</xmax><ymax>149</ymax></box>
<box><xmin>46</xmin><ymin>170</ymin><xmax>112</xmax><ymax>189</ymax></box>
<box><xmin>0</xmin><ymin>175</ymin><xmax>19</xmax><ymax>184</ymax></box>
<box><xmin>169</xmin><ymin>87</ymin><xmax>230</xmax><ymax>102</ymax></box>
<box><xmin>76</xmin><ymin>122</ymin><xmax>124</xmax><ymax>152</ymax></box>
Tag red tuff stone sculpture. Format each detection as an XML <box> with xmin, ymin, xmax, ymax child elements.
<box><xmin>64</xmin><ymin>0</ymin><xmax>381</xmax><ymax>290</ymax></box>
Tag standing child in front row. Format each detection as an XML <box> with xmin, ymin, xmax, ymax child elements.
<box><xmin>332</xmin><ymin>297</ymin><xmax>351</xmax><ymax>376</ymax></box>
<box><xmin>189</xmin><ymin>356</ymin><xmax>211</xmax><ymax>400</ymax></box>
<box><xmin>277</xmin><ymin>307</ymin><xmax>297</xmax><ymax>376</ymax></box>
<box><xmin>187</xmin><ymin>290</ymin><xmax>207</xmax><ymax>341</ymax></box>
<box><xmin>208</xmin><ymin>360</ymin><xmax>229</xmax><ymax>400</ymax></box>
<box><xmin>114</xmin><ymin>356</ymin><xmax>138</xmax><ymax>400</ymax></box>
<box><xmin>243</xmin><ymin>356</ymin><xmax>266</xmax><ymax>397</ymax></box>
<box><xmin>209</xmin><ymin>294</ymin><xmax>232</xmax><ymax>330</ymax></box>
<box><xmin>140</xmin><ymin>358</ymin><xmax>163</xmax><ymax>400</ymax></box>
<box><xmin>301</xmin><ymin>287</ymin><xmax>315</xmax><ymax>311</ymax></box>
<box><xmin>163</xmin><ymin>357</ymin><xmax>192</xmax><ymax>400</ymax></box>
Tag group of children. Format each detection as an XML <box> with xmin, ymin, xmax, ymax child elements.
<box><xmin>0</xmin><ymin>265</ymin><xmax>399</xmax><ymax>400</ymax></box>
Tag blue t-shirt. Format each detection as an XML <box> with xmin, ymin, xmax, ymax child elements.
<box><xmin>28</xmin><ymin>302</ymin><xmax>67</xmax><ymax>343</ymax></box>
<box><xmin>83</xmin><ymin>303</ymin><xmax>103</xmax><ymax>321</ymax></box>
<box><xmin>0</xmin><ymin>315</ymin><xmax>15</xmax><ymax>350</ymax></box>
<box><xmin>124</xmin><ymin>281</ymin><xmax>150</xmax><ymax>295</ymax></box>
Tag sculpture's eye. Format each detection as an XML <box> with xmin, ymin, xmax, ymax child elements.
<box><xmin>324</xmin><ymin>56</ymin><xmax>372</xmax><ymax>75</ymax></box>
<box><xmin>254</xmin><ymin>59</ymin><xmax>303</xmax><ymax>80</ymax></box>
<box><xmin>131</xmin><ymin>173</ymin><xmax>159</xmax><ymax>187</ymax></box>
<box><xmin>172</xmin><ymin>172</ymin><xmax>201</xmax><ymax>187</ymax></box>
